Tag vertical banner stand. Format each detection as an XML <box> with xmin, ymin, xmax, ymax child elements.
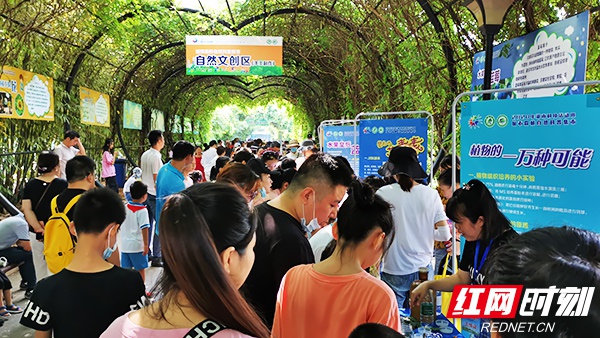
<box><xmin>354</xmin><ymin>111</ymin><xmax>435</xmax><ymax>184</ymax></box>
<box><xmin>449</xmin><ymin>80</ymin><xmax>600</xmax><ymax>327</ymax></box>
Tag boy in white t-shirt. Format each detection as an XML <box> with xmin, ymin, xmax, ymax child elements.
<box><xmin>123</xmin><ymin>167</ymin><xmax>142</xmax><ymax>202</ymax></box>
<box><xmin>118</xmin><ymin>181</ymin><xmax>150</xmax><ymax>282</ymax></box>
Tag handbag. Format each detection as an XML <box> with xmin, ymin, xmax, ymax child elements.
<box><xmin>434</xmin><ymin>253</ymin><xmax>461</xmax><ymax>330</ymax></box>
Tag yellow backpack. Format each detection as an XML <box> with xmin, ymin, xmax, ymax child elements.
<box><xmin>43</xmin><ymin>194</ymin><xmax>81</xmax><ymax>274</ymax></box>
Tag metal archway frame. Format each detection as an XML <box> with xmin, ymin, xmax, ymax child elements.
<box><xmin>354</xmin><ymin>111</ymin><xmax>436</xmax><ymax>184</ymax></box>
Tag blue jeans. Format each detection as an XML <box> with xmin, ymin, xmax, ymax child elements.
<box><xmin>144</xmin><ymin>194</ymin><xmax>160</xmax><ymax>259</ymax></box>
<box><xmin>381</xmin><ymin>264</ymin><xmax>433</xmax><ymax>309</ymax></box>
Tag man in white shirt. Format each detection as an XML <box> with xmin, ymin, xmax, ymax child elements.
<box><xmin>53</xmin><ymin>130</ymin><xmax>86</xmax><ymax>179</ymax></box>
<box><xmin>201</xmin><ymin>140</ymin><xmax>218</xmax><ymax>181</ymax></box>
<box><xmin>140</xmin><ymin>130</ymin><xmax>164</xmax><ymax>266</ymax></box>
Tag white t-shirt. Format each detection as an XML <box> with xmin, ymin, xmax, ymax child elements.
<box><xmin>201</xmin><ymin>147</ymin><xmax>218</xmax><ymax>180</ymax></box>
<box><xmin>376</xmin><ymin>183</ymin><xmax>447</xmax><ymax>275</ymax></box>
<box><xmin>140</xmin><ymin>148</ymin><xmax>162</xmax><ymax>196</ymax></box>
<box><xmin>118</xmin><ymin>203</ymin><xmax>150</xmax><ymax>253</ymax></box>
<box><xmin>309</xmin><ymin>225</ymin><xmax>334</xmax><ymax>263</ymax></box>
<box><xmin>54</xmin><ymin>143</ymin><xmax>79</xmax><ymax>180</ymax></box>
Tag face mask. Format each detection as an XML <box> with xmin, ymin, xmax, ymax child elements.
<box><xmin>290</xmin><ymin>148</ymin><xmax>298</xmax><ymax>153</ymax></box>
<box><xmin>259</xmin><ymin>187</ymin><xmax>267</xmax><ymax>198</ymax></box>
<box><xmin>103</xmin><ymin>226</ymin><xmax>118</xmax><ymax>260</ymax></box>
<box><xmin>301</xmin><ymin>193</ymin><xmax>319</xmax><ymax>239</ymax></box>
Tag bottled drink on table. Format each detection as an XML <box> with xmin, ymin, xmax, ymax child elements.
<box><xmin>420</xmin><ymin>288</ymin><xmax>435</xmax><ymax>326</ymax></box>
<box><xmin>409</xmin><ymin>267</ymin><xmax>429</xmax><ymax>322</ymax></box>
<box><xmin>401</xmin><ymin>317</ymin><xmax>413</xmax><ymax>337</ymax></box>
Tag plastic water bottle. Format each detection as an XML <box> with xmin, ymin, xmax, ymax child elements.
<box><xmin>401</xmin><ymin>317</ymin><xmax>413</xmax><ymax>337</ymax></box>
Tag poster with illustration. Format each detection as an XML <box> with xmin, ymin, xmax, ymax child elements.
<box><xmin>471</xmin><ymin>11</ymin><xmax>589</xmax><ymax>100</ymax></box>
<box><xmin>123</xmin><ymin>100</ymin><xmax>142</xmax><ymax>130</ymax></box>
<box><xmin>80</xmin><ymin>87</ymin><xmax>110</xmax><ymax>127</ymax></box>
<box><xmin>0</xmin><ymin>66</ymin><xmax>54</xmax><ymax>121</ymax></box>
<box><xmin>151</xmin><ymin>108</ymin><xmax>165</xmax><ymax>131</ymax></box>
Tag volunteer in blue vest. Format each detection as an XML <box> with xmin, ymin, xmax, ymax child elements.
<box><xmin>154</xmin><ymin>140</ymin><xmax>195</xmax><ymax>266</ymax></box>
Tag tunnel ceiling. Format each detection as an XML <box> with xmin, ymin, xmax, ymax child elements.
<box><xmin>1</xmin><ymin>0</ymin><xmax>599</xmax><ymax>146</ymax></box>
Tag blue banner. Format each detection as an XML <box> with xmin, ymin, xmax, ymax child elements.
<box><xmin>358</xmin><ymin>118</ymin><xmax>428</xmax><ymax>178</ymax></box>
<box><xmin>471</xmin><ymin>11</ymin><xmax>589</xmax><ymax>100</ymax></box>
<box><xmin>322</xmin><ymin>125</ymin><xmax>359</xmax><ymax>174</ymax></box>
<box><xmin>461</xmin><ymin>93</ymin><xmax>600</xmax><ymax>233</ymax></box>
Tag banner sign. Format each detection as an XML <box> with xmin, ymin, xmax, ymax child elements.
<box><xmin>151</xmin><ymin>108</ymin><xmax>165</xmax><ymax>131</ymax></box>
<box><xmin>471</xmin><ymin>11</ymin><xmax>589</xmax><ymax>100</ymax></box>
<box><xmin>123</xmin><ymin>100</ymin><xmax>142</xmax><ymax>130</ymax></box>
<box><xmin>322</xmin><ymin>125</ymin><xmax>359</xmax><ymax>174</ymax></box>
<box><xmin>358</xmin><ymin>118</ymin><xmax>428</xmax><ymax>178</ymax></box>
<box><xmin>461</xmin><ymin>93</ymin><xmax>600</xmax><ymax>233</ymax></box>
<box><xmin>80</xmin><ymin>87</ymin><xmax>110</xmax><ymax>127</ymax></box>
<box><xmin>186</xmin><ymin>35</ymin><xmax>283</xmax><ymax>76</ymax></box>
<box><xmin>0</xmin><ymin>66</ymin><xmax>54</xmax><ymax>121</ymax></box>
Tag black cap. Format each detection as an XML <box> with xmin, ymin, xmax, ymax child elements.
<box><xmin>247</xmin><ymin>158</ymin><xmax>274</xmax><ymax>175</ymax></box>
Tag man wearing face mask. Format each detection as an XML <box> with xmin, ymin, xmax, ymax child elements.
<box><xmin>21</xmin><ymin>188</ymin><xmax>146</xmax><ymax>338</ymax></box>
<box><xmin>285</xmin><ymin>140</ymin><xmax>300</xmax><ymax>160</ymax></box>
<box><xmin>242</xmin><ymin>153</ymin><xmax>354</xmax><ymax>327</ymax></box>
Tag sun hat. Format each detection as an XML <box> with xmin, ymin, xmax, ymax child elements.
<box><xmin>378</xmin><ymin>146</ymin><xmax>427</xmax><ymax>179</ymax></box>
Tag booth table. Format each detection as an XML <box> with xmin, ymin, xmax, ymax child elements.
<box><xmin>400</xmin><ymin>308</ymin><xmax>464</xmax><ymax>338</ymax></box>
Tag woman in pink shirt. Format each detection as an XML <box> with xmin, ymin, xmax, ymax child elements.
<box><xmin>272</xmin><ymin>181</ymin><xmax>400</xmax><ymax>338</ymax></box>
<box><xmin>101</xmin><ymin>138</ymin><xmax>118</xmax><ymax>193</ymax></box>
<box><xmin>102</xmin><ymin>183</ymin><xmax>270</xmax><ymax>338</ymax></box>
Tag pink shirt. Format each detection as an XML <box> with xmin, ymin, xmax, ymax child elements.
<box><xmin>102</xmin><ymin>151</ymin><xmax>116</xmax><ymax>178</ymax></box>
<box><xmin>101</xmin><ymin>312</ymin><xmax>255</xmax><ymax>338</ymax></box>
<box><xmin>272</xmin><ymin>264</ymin><xmax>400</xmax><ymax>338</ymax></box>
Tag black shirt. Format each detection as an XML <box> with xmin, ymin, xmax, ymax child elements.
<box><xmin>55</xmin><ymin>188</ymin><xmax>86</xmax><ymax>221</ymax></box>
<box><xmin>20</xmin><ymin>266</ymin><xmax>146</xmax><ymax>338</ymax></box>
<box><xmin>459</xmin><ymin>228</ymin><xmax>519</xmax><ymax>285</ymax></box>
<box><xmin>241</xmin><ymin>202</ymin><xmax>315</xmax><ymax>326</ymax></box>
<box><xmin>23</xmin><ymin>178</ymin><xmax>68</xmax><ymax>224</ymax></box>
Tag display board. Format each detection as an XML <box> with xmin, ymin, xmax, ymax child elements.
<box><xmin>471</xmin><ymin>11</ymin><xmax>589</xmax><ymax>100</ymax></box>
<box><xmin>186</xmin><ymin>35</ymin><xmax>283</xmax><ymax>76</ymax></box>
<box><xmin>123</xmin><ymin>100</ymin><xmax>142</xmax><ymax>130</ymax></box>
<box><xmin>322</xmin><ymin>125</ymin><xmax>359</xmax><ymax>174</ymax></box>
<box><xmin>461</xmin><ymin>93</ymin><xmax>600</xmax><ymax>233</ymax></box>
<box><xmin>80</xmin><ymin>87</ymin><xmax>110</xmax><ymax>127</ymax></box>
<box><xmin>358</xmin><ymin>118</ymin><xmax>428</xmax><ymax>178</ymax></box>
<box><xmin>151</xmin><ymin>108</ymin><xmax>165</xmax><ymax>131</ymax></box>
<box><xmin>0</xmin><ymin>66</ymin><xmax>54</xmax><ymax>121</ymax></box>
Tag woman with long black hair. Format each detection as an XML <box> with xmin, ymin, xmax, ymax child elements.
<box><xmin>101</xmin><ymin>138</ymin><xmax>118</xmax><ymax>193</ymax></box>
<box><xmin>102</xmin><ymin>183</ymin><xmax>269</xmax><ymax>337</ymax></box>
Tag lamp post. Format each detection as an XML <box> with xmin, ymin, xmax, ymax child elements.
<box><xmin>463</xmin><ymin>0</ymin><xmax>514</xmax><ymax>100</ymax></box>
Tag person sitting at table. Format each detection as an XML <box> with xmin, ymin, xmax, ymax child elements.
<box><xmin>272</xmin><ymin>180</ymin><xmax>399</xmax><ymax>338</ymax></box>
<box><xmin>484</xmin><ymin>226</ymin><xmax>599</xmax><ymax>338</ymax></box>
<box><xmin>411</xmin><ymin>179</ymin><xmax>518</xmax><ymax>338</ymax></box>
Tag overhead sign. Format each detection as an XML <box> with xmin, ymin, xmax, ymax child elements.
<box><xmin>461</xmin><ymin>93</ymin><xmax>600</xmax><ymax>234</ymax></box>
<box><xmin>322</xmin><ymin>125</ymin><xmax>359</xmax><ymax>174</ymax></box>
<box><xmin>123</xmin><ymin>100</ymin><xmax>142</xmax><ymax>130</ymax></box>
<box><xmin>80</xmin><ymin>87</ymin><xmax>110</xmax><ymax>127</ymax></box>
<box><xmin>186</xmin><ymin>35</ymin><xmax>283</xmax><ymax>76</ymax></box>
<box><xmin>471</xmin><ymin>11</ymin><xmax>589</xmax><ymax>100</ymax></box>
<box><xmin>358</xmin><ymin>118</ymin><xmax>428</xmax><ymax>178</ymax></box>
<box><xmin>0</xmin><ymin>66</ymin><xmax>54</xmax><ymax>121</ymax></box>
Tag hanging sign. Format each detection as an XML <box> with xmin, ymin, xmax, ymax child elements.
<box><xmin>0</xmin><ymin>66</ymin><xmax>54</xmax><ymax>121</ymax></box>
<box><xmin>80</xmin><ymin>87</ymin><xmax>110</xmax><ymax>127</ymax></box>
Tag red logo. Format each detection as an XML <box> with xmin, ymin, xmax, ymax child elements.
<box><xmin>448</xmin><ymin>285</ymin><xmax>523</xmax><ymax>319</ymax></box>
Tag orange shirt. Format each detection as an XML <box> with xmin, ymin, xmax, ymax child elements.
<box><xmin>272</xmin><ymin>264</ymin><xmax>400</xmax><ymax>338</ymax></box>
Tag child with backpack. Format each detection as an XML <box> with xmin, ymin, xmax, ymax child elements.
<box><xmin>20</xmin><ymin>188</ymin><xmax>146</xmax><ymax>338</ymax></box>
<box><xmin>118</xmin><ymin>181</ymin><xmax>150</xmax><ymax>282</ymax></box>
<box><xmin>43</xmin><ymin>156</ymin><xmax>96</xmax><ymax>275</ymax></box>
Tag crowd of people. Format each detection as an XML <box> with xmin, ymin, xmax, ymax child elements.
<box><xmin>0</xmin><ymin>128</ymin><xmax>595</xmax><ymax>338</ymax></box>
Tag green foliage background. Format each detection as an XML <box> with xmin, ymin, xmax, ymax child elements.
<box><xmin>0</xmin><ymin>0</ymin><xmax>598</xmax><ymax>200</ymax></box>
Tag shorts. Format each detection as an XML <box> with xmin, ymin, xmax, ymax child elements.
<box><xmin>120</xmin><ymin>252</ymin><xmax>149</xmax><ymax>271</ymax></box>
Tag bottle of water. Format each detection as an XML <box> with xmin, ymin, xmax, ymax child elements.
<box><xmin>401</xmin><ymin>317</ymin><xmax>414</xmax><ymax>337</ymax></box>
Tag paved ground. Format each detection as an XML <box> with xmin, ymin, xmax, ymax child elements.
<box><xmin>0</xmin><ymin>238</ymin><xmax>162</xmax><ymax>336</ymax></box>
